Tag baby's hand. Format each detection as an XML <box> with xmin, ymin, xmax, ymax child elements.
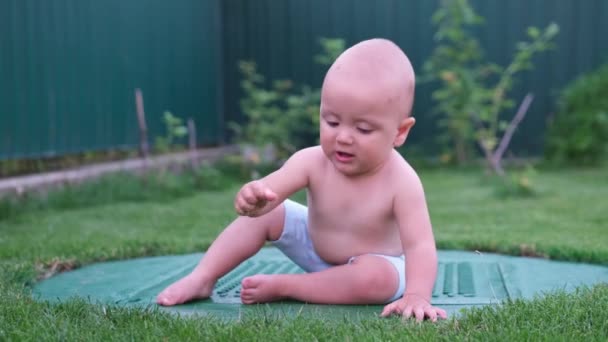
<box><xmin>234</xmin><ymin>180</ymin><xmax>278</xmax><ymax>217</ymax></box>
<box><xmin>380</xmin><ymin>293</ymin><xmax>447</xmax><ymax>322</ymax></box>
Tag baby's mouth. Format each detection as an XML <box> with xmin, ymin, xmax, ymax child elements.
<box><xmin>336</xmin><ymin>151</ymin><xmax>355</xmax><ymax>161</ymax></box>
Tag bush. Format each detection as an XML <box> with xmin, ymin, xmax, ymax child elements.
<box><xmin>231</xmin><ymin>38</ymin><xmax>345</xmax><ymax>161</ymax></box>
<box><xmin>545</xmin><ymin>63</ymin><xmax>608</xmax><ymax>165</ymax></box>
<box><xmin>424</xmin><ymin>0</ymin><xmax>557</xmax><ymax>173</ymax></box>
<box><xmin>492</xmin><ymin>165</ymin><xmax>538</xmax><ymax>198</ymax></box>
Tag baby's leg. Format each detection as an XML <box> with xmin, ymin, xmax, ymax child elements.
<box><xmin>241</xmin><ymin>254</ymin><xmax>399</xmax><ymax>304</ymax></box>
<box><xmin>156</xmin><ymin>204</ymin><xmax>285</xmax><ymax>306</ymax></box>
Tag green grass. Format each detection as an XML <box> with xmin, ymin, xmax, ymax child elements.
<box><xmin>1</xmin><ymin>166</ymin><xmax>607</xmax><ymax>340</ymax></box>
<box><xmin>0</xmin><ymin>163</ymin><xmax>245</xmax><ymax>222</ymax></box>
<box><xmin>2</xmin><ymin>286</ymin><xmax>607</xmax><ymax>341</ymax></box>
<box><xmin>427</xmin><ymin>168</ymin><xmax>608</xmax><ymax>264</ymax></box>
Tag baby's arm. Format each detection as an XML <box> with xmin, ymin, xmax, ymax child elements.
<box><xmin>381</xmin><ymin>169</ymin><xmax>447</xmax><ymax>322</ymax></box>
<box><xmin>234</xmin><ymin>147</ymin><xmax>314</xmax><ymax>217</ymax></box>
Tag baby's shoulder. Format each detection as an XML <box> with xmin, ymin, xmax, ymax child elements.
<box><xmin>290</xmin><ymin>146</ymin><xmax>325</xmax><ymax>163</ymax></box>
<box><xmin>388</xmin><ymin>150</ymin><xmax>423</xmax><ymax>188</ymax></box>
<box><xmin>285</xmin><ymin>146</ymin><xmax>326</xmax><ymax>172</ymax></box>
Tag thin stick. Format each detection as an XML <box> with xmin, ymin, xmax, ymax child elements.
<box><xmin>188</xmin><ymin>118</ymin><xmax>197</xmax><ymax>169</ymax></box>
<box><xmin>135</xmin><ymin>89</ymin><xmax>149</xmax><ymax>160</ymax></box>
<box><xmin>492</xmin><ymin>93</ymin><xmax>534</xmax><ymax>169</ymax></box>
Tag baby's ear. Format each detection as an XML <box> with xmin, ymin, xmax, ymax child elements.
<box><xmin>393</xmin><ymin>117</ymin><xmax>416</xmax><ymax>147</ymax></box>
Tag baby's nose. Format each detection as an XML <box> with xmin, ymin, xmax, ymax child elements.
<box><xmin>336</xmin><ymin>129</ymin><xmax>354</xmax><ymax>144</ymax></box>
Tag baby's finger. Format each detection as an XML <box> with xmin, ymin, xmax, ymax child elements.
<box><xmin>380</xmin><ymin>302</ymin><xmax>399</xmax><ymax>317</ymax></box>
<box><xmin>425</xmin><ymin>308</ymin><xmax>438</xmax><ymax>322</ymax></box>
<box><xmin>413</xmin><ymin>307</ymin><xmax>425</xmax><ymax>322</ymax></box>
<box><xmin>436</xmin><ymin>308</ymin><xmax>448</xmax><ymax>320</ymax></box>
<box><xmin>234</xmin><ymin>198</ymin><xmax>244</xmax><ymax>214</ymax></box>
<box><xmin>401</xmin><ymin>306</ymin><xmax>413</xmax><ymax>320</ymax></box>
<box><xmin>250</xmin><ymin>182</ymin><xmax>269</xmax><ymax>200</ymax></box>
<box><xmin>264</xmin><ymin>189</ymin><xmax>277</xmax><ymax>201</ymax></box>
<box><xmin>241</xmin><ymin>187</ymin><xmax>258</xmax><ymax>205</ymax></box>
<box><xmin>249</xmin><ymin>182</ymin><xmax>276</xmax><ymax>202</ymax></box>
<box><xmin>236</xmin><ymin>197</ymin><xmax>254</xmax><ymax>215</ymax></box>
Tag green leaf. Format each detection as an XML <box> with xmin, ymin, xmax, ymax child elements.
<box><xmin>545</xmin><ymin>23</ymin><xmax>560</xmax><ymax>37</ymax></box>
<box><xmin>527</xmin><ymin>27</ymin><xmax>540</xmax><ymax>39</ymax></box>
<box><xmin>174</xmin><ymin>127</ymin><xmax>188</xmax><ymax>137</ymax></box>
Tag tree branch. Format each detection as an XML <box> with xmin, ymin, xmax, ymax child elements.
<box><xmin>492</xmin><ymin>93</ymin><xmax>534</xmax><ymax>167</ymax></box>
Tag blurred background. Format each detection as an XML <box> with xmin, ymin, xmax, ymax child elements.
<box><xmin>0</xmin><ymin>0</ymin><xmax>606</xmax><ymax>177</ymax></box>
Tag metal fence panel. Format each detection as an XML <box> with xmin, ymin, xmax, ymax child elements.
<box><xmin>0</xmin><ymin>0</ymin><xmax>221</xmax><ymax>160</ymax></box>
<box><xmin>2</xmin><ymin>0</ymin><xmax>607</xmax><ymax>159</ymax></box>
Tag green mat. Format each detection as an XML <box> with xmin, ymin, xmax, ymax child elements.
<box><xmin>33</xmin><ymin>248</ymin><xmax>608</xmax><ymax>319</ymax></box>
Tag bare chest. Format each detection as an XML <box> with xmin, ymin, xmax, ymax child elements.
<box><xmin>308</xmin><ymin>172</ymin><xmax>395</xmax><ymax>230</ymax></box>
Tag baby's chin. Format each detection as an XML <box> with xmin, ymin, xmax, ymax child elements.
<box><xmin>330</xmin><ymin>160</ymin><xmax>375</xmax><ymax>177</ymax></box>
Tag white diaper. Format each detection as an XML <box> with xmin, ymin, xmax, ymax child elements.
<box><xmin>272</xmin><ymin>199</ymin><xmax>406</xmax><ymax>303</ymax></box>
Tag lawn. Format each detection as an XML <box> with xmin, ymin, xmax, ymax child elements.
<box><xmin>1</xmin><ymin>166</ymin><xmax>607</xmax><ymax>340</ymax></box>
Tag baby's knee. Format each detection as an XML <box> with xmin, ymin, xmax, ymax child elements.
<box><xmin>230</xmin><ymin>203</ymin><xmax>285</xmax><ymax>241</ymax></box>
<box><xmin>350</xmin><ymin>255</ymin><xmax>399</xmax><ymax>301</ymax></box>
<box><xmin>262</xmin><ymin>202</ymin><xmax>286</xmax><ymax>241</ymax></box>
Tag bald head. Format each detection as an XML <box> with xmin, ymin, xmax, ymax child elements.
<box><xmin>322</xmin><ymin>39</ymin><xmax>415</xmax><ymax>119</ymax></box>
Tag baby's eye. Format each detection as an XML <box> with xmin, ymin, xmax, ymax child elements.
<box><xmin>326</xmin><ymin>121</ymin><xmax>339</xmax><ymax>127</ymax></box>
<box><xmin>357</xmin><ymin>127</ymin><xmax>372</xmax><ymax>134</ymax></box>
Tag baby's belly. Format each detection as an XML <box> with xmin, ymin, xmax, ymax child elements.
<box><xmin>309</xmin><ymin>228</ymin><xmax>402</xmax><ymax>265</ymax></box>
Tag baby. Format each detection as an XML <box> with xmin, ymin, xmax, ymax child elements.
<box><xmin>157</xmin><ymin>38</ymin><xmax>447</xmax><ymax>322</ymax></box>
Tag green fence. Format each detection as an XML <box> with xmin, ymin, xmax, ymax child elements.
<box><xmin>0</xmin><ymin>0</ymin><xmax>222</xmax><ymax>160</ymax></box>
<box><xmin>221</xmin><ymin>0</ymin><xmax>608</xmax><ymax>155</ymax></box>
<box><xmin>1</xmin><ymin>0</ymin><xmax>607</xmax><ymax>160</ymax></box>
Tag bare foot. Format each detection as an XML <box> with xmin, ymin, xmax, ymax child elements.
<box><xmin>240</xmin><ymin>275</ymin><xmax>285</xmax><ymax>304</ymax></box>
<box><xmin>156</xmin><ymin>273</ymin><xmax>215</xmax><ymax>306</ymax></box>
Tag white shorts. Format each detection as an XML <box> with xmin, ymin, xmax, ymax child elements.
<box><xmin>271</xmin><ymin>199</ymin><xmax>406</xmax><ymax>303</ymax></box>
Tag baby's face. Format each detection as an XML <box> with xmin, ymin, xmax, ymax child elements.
<box><xmin>319</xmin><ymin>75</ymin><xmax>403</xmax><ymax>177</ymax></box>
